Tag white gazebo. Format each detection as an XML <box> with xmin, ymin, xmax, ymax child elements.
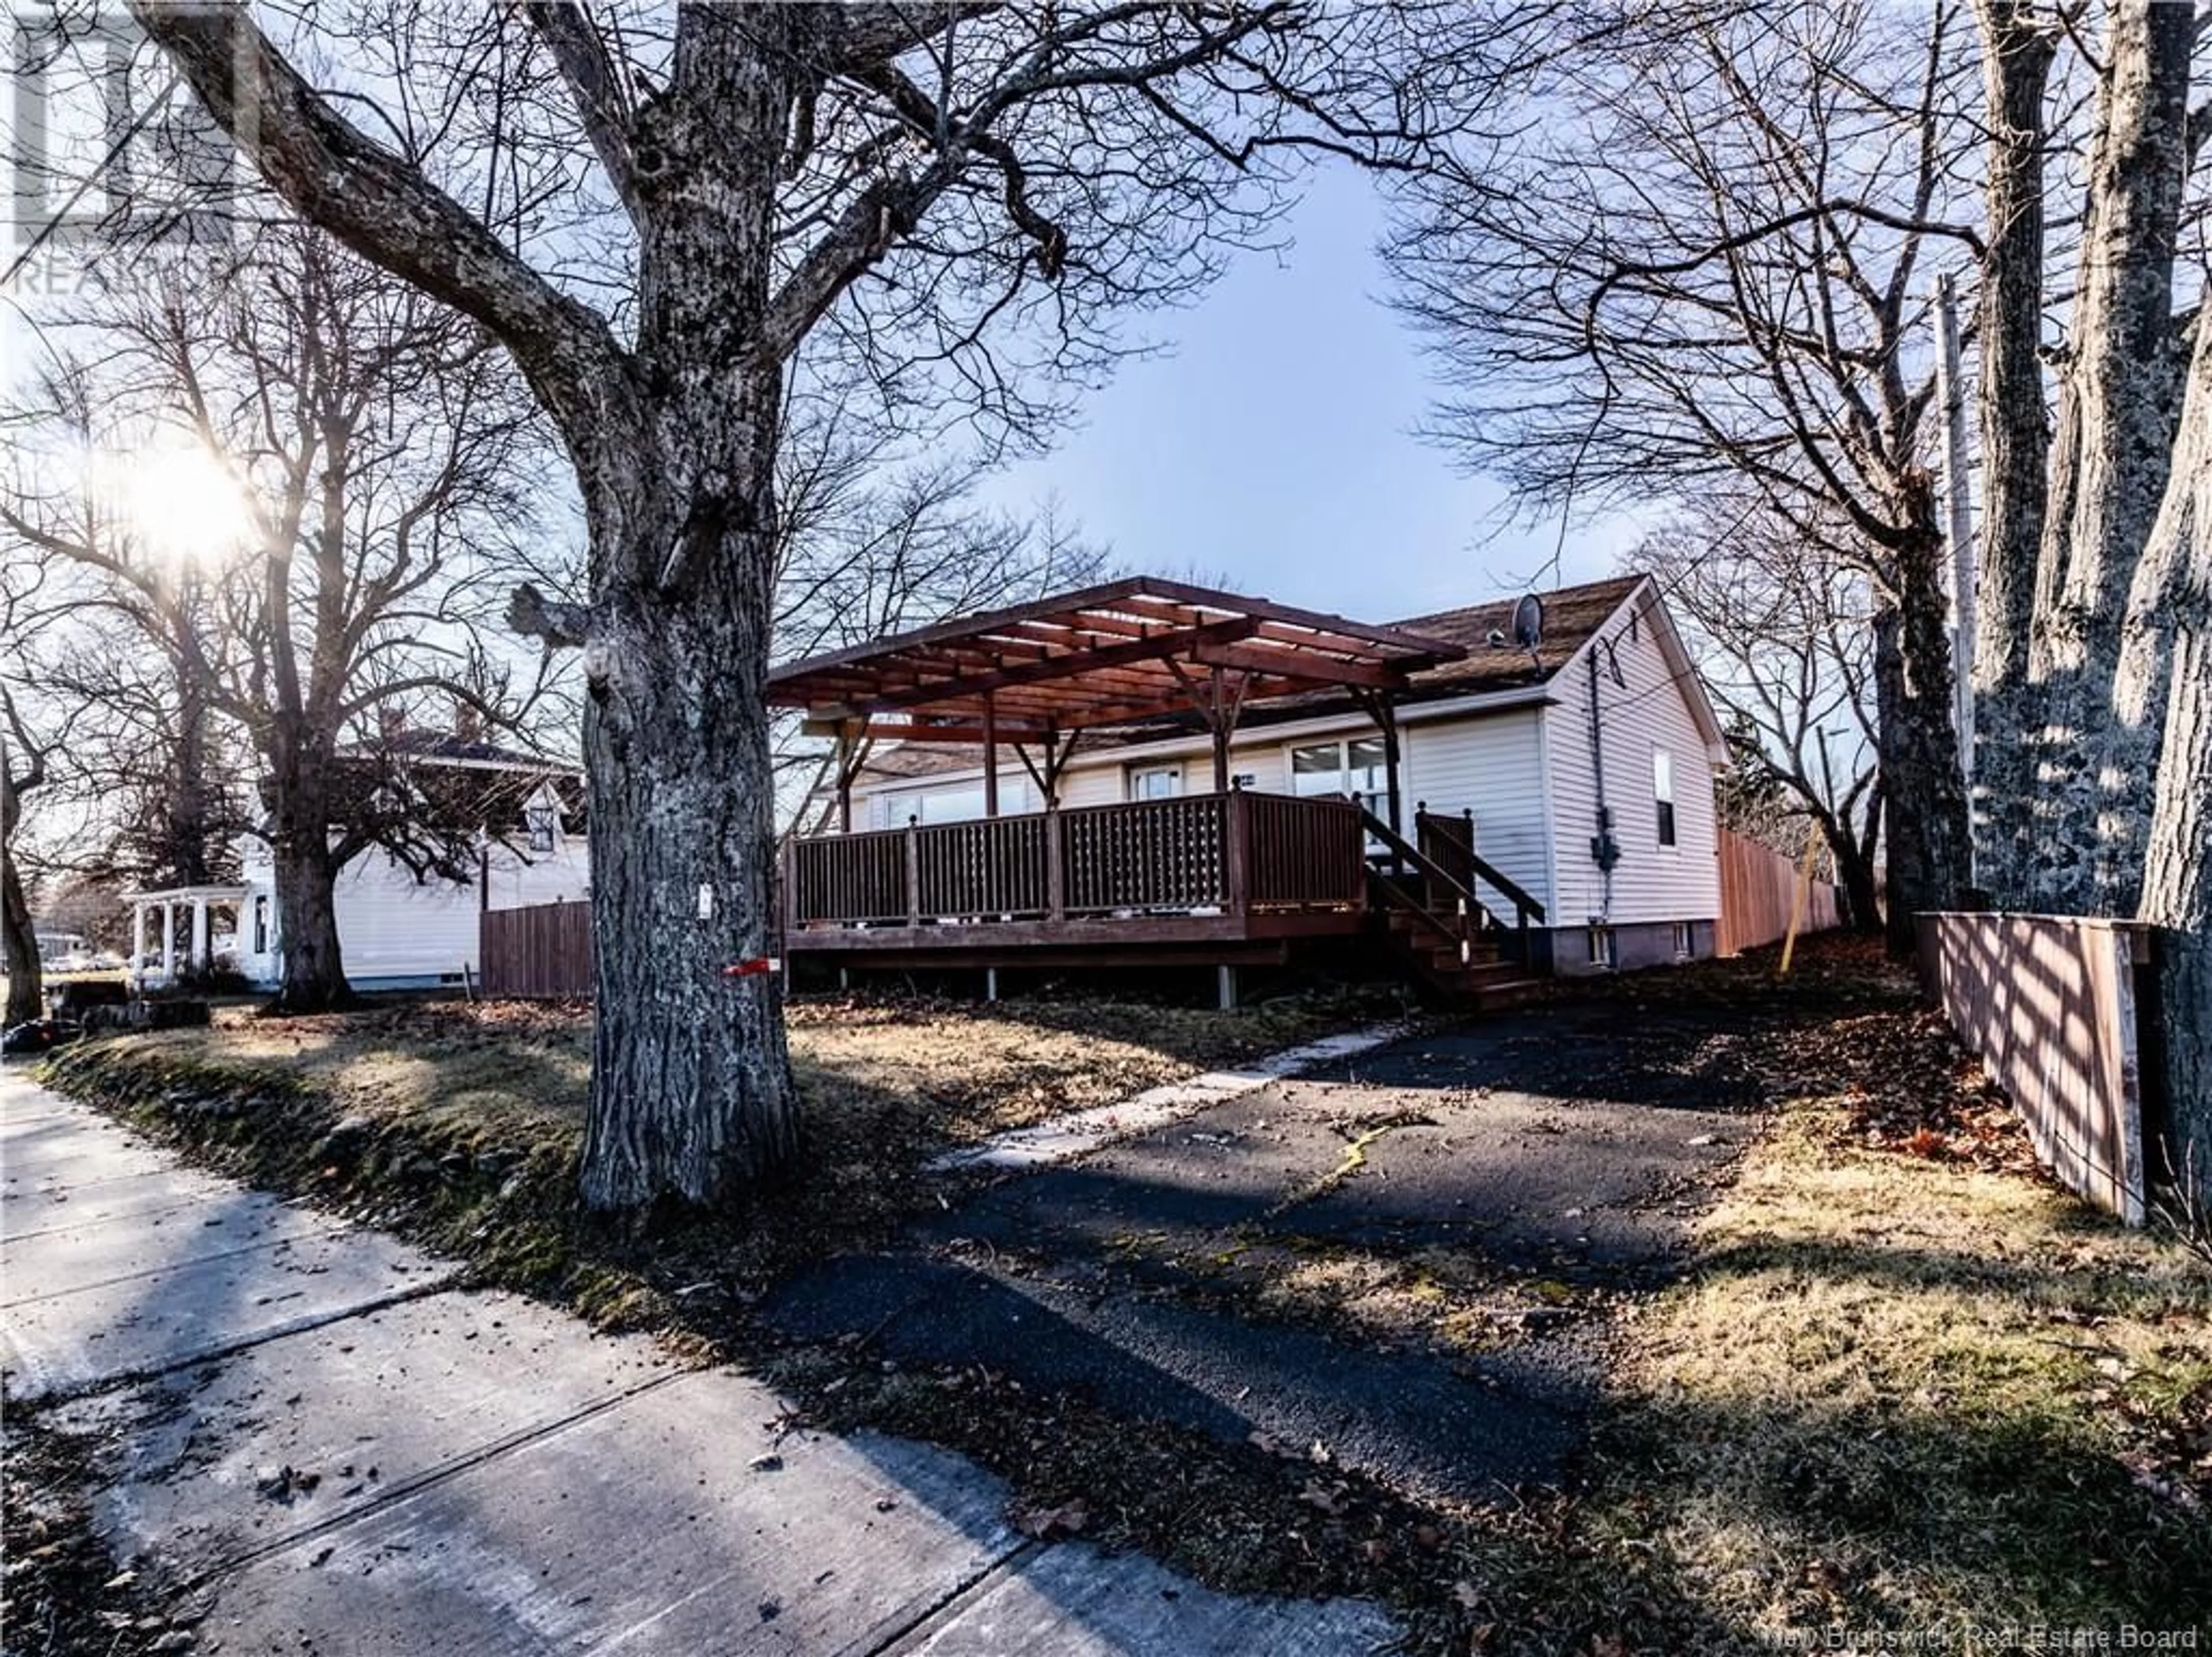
<box><xmin>124</xmin><ymin>885</ymin><xmax>251</xmax><ymax>989</ymax></box>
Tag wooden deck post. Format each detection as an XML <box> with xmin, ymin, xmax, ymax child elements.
<box><xmin>1046</xmin><ymin>806</ymin><xmax>1066</xmax><ymax>922</ymax></box>
<box><xmin>904</xmin><ymin>816</ymin><xmax>922</xmax><ymax>927</ymax></box>
<box><xmin>1225</xmin><ymin>784</ymin><xmax>1251</xmax><ymax>919</ymax></box>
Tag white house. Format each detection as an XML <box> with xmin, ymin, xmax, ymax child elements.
<box><xmin>831</xmin><ymin>573</ymin><xmax>1728</xmax><ymax>974</ymax></box>
<box><xmin>128</xmin><ymin>732</ymin><xmax>589</xmax><ymax>993</ymax></box>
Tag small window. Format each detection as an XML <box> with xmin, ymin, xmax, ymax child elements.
<box><xmin>526</xmin><ymin>803</ymin><xmax>558</xmax><ymax>853</ymax></box>
<box><xmin>1586</xmin><ymin>925</ymin><xmax>1616</xmax><ymax>967</ymax></box>
<box><xmin>1130</xmin><ymin>766</ymin><xmax>1181</xmax><ymax>802</ymax></box>
<box><xmin>1289</xmin><ymin>743</ymin><xmax>1342</xmax><ymax>793</ymax></box>
<box><xmin>1673</xmin><ymin>920</ymin><xmax>1694</xmax><ymax>958</ymax></box>
<box><xmin>1653</xmin><ymin>750</ymin><xmax>1677</xmax><ymax>848</ymax></box>
<box><xmin>252</xmin><ymin>896</ymin><xmax>268</xmax><ymax>955</ymax></box>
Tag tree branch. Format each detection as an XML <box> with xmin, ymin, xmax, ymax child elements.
<box><xmin>518</xmin><ymin>1</ymin><xmax>643</xmax><ymax>224</ymax></box>
<box><xmin>126</xmin><ymin>0</ymin><xmax>641</xmax><ymax>462</ymax></box>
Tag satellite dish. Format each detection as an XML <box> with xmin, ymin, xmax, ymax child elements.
<box><xmin>1512</xmin><ymin>593</ymin><xmax>1544</xmax><ymax>651</ymax></box>
<box><xmin>1605</xmin><ymin>638</ymin><xmax>1626</xmax><ymax>687</ymax></box>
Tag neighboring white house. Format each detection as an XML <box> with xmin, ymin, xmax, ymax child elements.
<box><xmin>129</xmin><ymin>732</ymin><xmax>589</xmax><ymax>993</ymax></box>
<box><xmin>835</xmin><ymin>573</ymin><xmax>1729</xmax><ymax>974</ymax></box>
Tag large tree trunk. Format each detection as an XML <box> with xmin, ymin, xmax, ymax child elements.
<box><xmin>1873</xmin><ymin>523</ymin><xmax>1974</xmax><ymax>954</ymax></box>
<box><xmin>575</xmin><ymin>452</ymin><xmax>797</xmax><ymax>1211</ymax></box>
<box><xmin>2023</xmin><ymin>1</ymin><xmax>2193</xmax><ymax>915</ymax></box>
<box><xmin>1822</xmin><ymin>807</ymin><xmax>1884</xmax><ymax>937</ymax></box>
<box><xmin>1966</xmin><ymin>0</ymin><xmax>2055</xmax><ymax>906</ymax></box>
<box><xmin>1</xmin><ymin>777</ymin><xmax>40</xmax><ymax>1026</ymax></box>
<box><xmin>167</xmin><ymin>593</ymin><xmax>217</xmax><ymax>894</ymax></box>
<box><xmin>2133</xmin><ymin>304</ymin><xmax>2211</xmax><ymax>1212</ymax></box>
<box><xmin>570</xmin><ymin>18</ymin><xmax>800</xmax><ymax>1212</ymax></box>
<box><xmin>264</xmin><ymin>758</ymin><xmax>354</xmax><ymax>1014</ymax></box>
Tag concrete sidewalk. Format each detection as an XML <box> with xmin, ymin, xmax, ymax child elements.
<box><xmin>1</xmin><ymin>1065</ymin><xmax>1397</xmax><ymax>1656</ymax></box>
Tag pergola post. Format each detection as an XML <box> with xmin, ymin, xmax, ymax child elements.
<box><xmin>834</xmin><ymin>721</ymin><xmax>855</xmax><ymax>834</ymax></box>
<box><xmin>982</xmin><ymin>692</ymin><xmax>999</xmax><ymax>818</ymax></box>
<box><xmin>160</xmin><ymin>903</ymin><xmax>175</xmax><ymax>985</ymax></box>
<box><xmin>131</xmin><ymin>903</ymin><xmax>146</xmax><ymax>990</ymax></box>
<box><xmin>190</xmin><ymin>896</ymin><xmax>209</xmax><ymax>972</ymax></box>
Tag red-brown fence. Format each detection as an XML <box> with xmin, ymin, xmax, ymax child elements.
<box><xmin>1715</xmin><ymin>827</ymin><xmax>1841</xmax><ymax>956</ymax></box>
<box><xmin>1916</xmin><ymin>913</ymin><xmax>2152</xmax><ymax>1224</ymax></box>
<box><xmin>784</xmin><ymin>789</ymin><xmax>1365</xmax><ymax>932</ymax></box>
<box><xmin>479</xmin><ymin>900</ymin><xmax>593</xmax><ymax>1000</ymax></box>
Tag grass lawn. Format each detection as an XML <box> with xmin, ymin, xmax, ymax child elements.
<box><xmin>1567</xmin><ymin>1012</ymin><xmax>2211</xmax><ymax>1644</ymax></box>
<box><xmin>36</xmin><ymin>982</ymin><xmax>1407</xmax><ymax>1320</ymax></box>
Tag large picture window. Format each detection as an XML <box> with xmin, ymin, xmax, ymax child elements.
<box><xmin>1290</xmin><ymin>738</ymin><xmax>1389</xmax><ymax>820</ymax></box>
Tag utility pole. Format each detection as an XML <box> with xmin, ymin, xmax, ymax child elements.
<box><xmin>1933</xmin><ymin>271</ymin><xmax>1976</xmax><ymax>791</ymax></box>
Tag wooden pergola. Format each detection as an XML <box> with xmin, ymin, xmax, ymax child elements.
<box><xmin>768</xmin><ymin>577</ymin><xmax>1469</xmax><ymax>830</ymax></box>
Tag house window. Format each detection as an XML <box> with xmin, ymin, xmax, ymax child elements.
<box><xmin>1129</xmin><ymin>766</ymin><xmax>1181</xmax><ymax>802</ymax></box>
<box><xmin>526</xmin><ymin>803</ymin><xmax>558</xmax><ymax>853</ymax></box>
<box><xmin>917</xmin><ymin>786</ymin><xmax>987</xmax><ymax>823</ymax></box>
<box><xmin>1586</xmin><ymin>925</ymin><xmax>1616</xmax><ymax>967</ymax></box>
<box><xmin>252</xmin><ymin>896</ymin><xmax>268</xmax><ymax>955</ymax></box>
<box><xmin>1673</xmin><ymin>920</ymin><xmax>1694</xmax><ymax>958</ymax></box>
<box><xmin>1653</xmin><ymin>748</ymin><xmax>1677</xmax><ymax>848</ymax></box>
<box><xmin>1290</xmin><ymin>739</ymin><xmax>1389</xmax><ymax>819</ymax></box>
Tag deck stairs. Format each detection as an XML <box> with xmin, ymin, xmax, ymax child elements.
<box><xmin>1359</xmin><ymin>809</ymin><xmax>1549</xmax><ymax>1014</ymax></box>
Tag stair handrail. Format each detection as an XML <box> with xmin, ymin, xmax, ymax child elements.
<box><xmin>1361</xmin><ymin>807</ymin><xmax>1547</xmax><ymax>963</ymax></box>
<box><xmin>1391</xmin><ymin>808</ymin><xmax>1548</xmax><ymax>928</ymax></box>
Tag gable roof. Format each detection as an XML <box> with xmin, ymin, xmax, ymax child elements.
<box><xmin>842</xmin><ymin>573</ymin><xmax>1657</xmax><ymax>788</ymax></box>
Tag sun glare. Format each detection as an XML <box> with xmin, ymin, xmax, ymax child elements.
<box><xmin>111</xmin><ymin>440</ymin><xmax>253</xmax><ymax>568</ymax></box>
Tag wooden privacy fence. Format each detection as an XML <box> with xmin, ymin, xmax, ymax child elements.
<box><xmin>1916</xmin><ymin>913</ymin><xmax>2152</xmax><ymax>1225</ymax></box>
<box><xmin>1715</xmin><ymin>827</ymin><xmax>1840</xmax><ymax>956</ymax></box>
<box><xmin>480</xmin><ymin>900</ymin><xmax>593</xmax><ymax>1000</ymax></box>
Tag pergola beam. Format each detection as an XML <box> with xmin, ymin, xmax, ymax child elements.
<box><xmin>769</xmin><ymin>576</ymin><xmax>1468</xmax><ymax>755</ymax></box>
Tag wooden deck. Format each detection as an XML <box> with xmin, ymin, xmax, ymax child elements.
<box><xmin>781</xmin><ymin>790</ymin><xmax>1370</xmax><ymax>966</ymax></box>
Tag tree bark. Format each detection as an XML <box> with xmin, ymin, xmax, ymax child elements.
<box><xmin>1822</xmin><ymin>805</ymin><xmax>1884</xmax><ymax>937</ymax></box>
<box><xmin>576</xmin><ymin>451</ymin><xmax>798</xmax><ymax>1208</ymax></box>
<box><xmin>2133</xmin><ymin>303</ymin><xmax>2211</xmax><ymax>1212</ymax></box>
<box><xmin>2024</xmin><ymin>0</ymin><xmax>2193</xmax><ymax>914</ymax></box>
<box><xmin>166</xmin><ymin>586</ymin><xmax>217</xmax><ymax>893</ymax></box>
<box><xmin>1</xmin><ymin>772</ymin><xmax>39</xmax><ymax>1027</ymax></box>
<box><xmin>1874</xmin><ymin>518</ymin><xmax>1975</xmax><ymax>954</ymax></box>
<box><xmin>566</xmin><ymin>14</ymin><xmax>801</xmax><ymax>1210</ymax></box>
<box><xmin>1967</xmin><ymin>0</ymin><xmax>2055</xmax><ymax>905</ymax></box>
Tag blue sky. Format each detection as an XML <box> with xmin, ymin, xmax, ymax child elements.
<box><xmin>979</xmin><ymin>165</ymin><xmax>1651</xmax><ymax>623</ymax></box>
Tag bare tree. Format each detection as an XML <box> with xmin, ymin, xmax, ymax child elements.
<box><xmin>1638</xmin><ymin>497</ymin><xmax>1884</xmax><ymax>932</ymax></box>
<box><xmin>771</xmin><ymin>407</ymin><xmax>1105</xmax><ymax>833</ymax></box>
<box><xmin>0</xmin><ymin>549</ymin><xmax>81</xmax><ymax>1025</ymax></box>
<box><xmin>4</xmin><ymin>225</ymin><xmax>554</xmax><ymax>1011</ymax></box>
<box><xmin>127</xmin><ymin>0</ymin><xmax>1516</xmax><ymax>1212</ymax></box>
<box><xmin>1386</xmin><ymin>0</ymin><xmax>1978</xmax><ymax>952</ymax></box>
<box><xmin>2001</xmin><ymin>0</ymin><xmax>2200</xmax><ymax>914</ymax></box>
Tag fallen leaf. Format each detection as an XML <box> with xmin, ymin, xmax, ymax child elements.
<box><xmin>1013</xmin><ymin>1499</ymin><xmax>1090</xmax><ymax>1539</ymax></box>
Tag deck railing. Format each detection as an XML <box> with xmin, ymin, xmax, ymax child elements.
<box><xmin>785</xmin><ymin>789</ymin><xmax>1365</xmax><ymax>930</ymax></box>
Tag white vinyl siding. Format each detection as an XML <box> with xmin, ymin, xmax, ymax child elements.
<box><xmin>1397</xmin><ymin>709</ymin><xmax>1552</xmax><ymax>917</ymax></box>
<box><xmin>1544</xmin><ymin>591</ymin><xmax>1720</xmax><ymax>927</ymax></box>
